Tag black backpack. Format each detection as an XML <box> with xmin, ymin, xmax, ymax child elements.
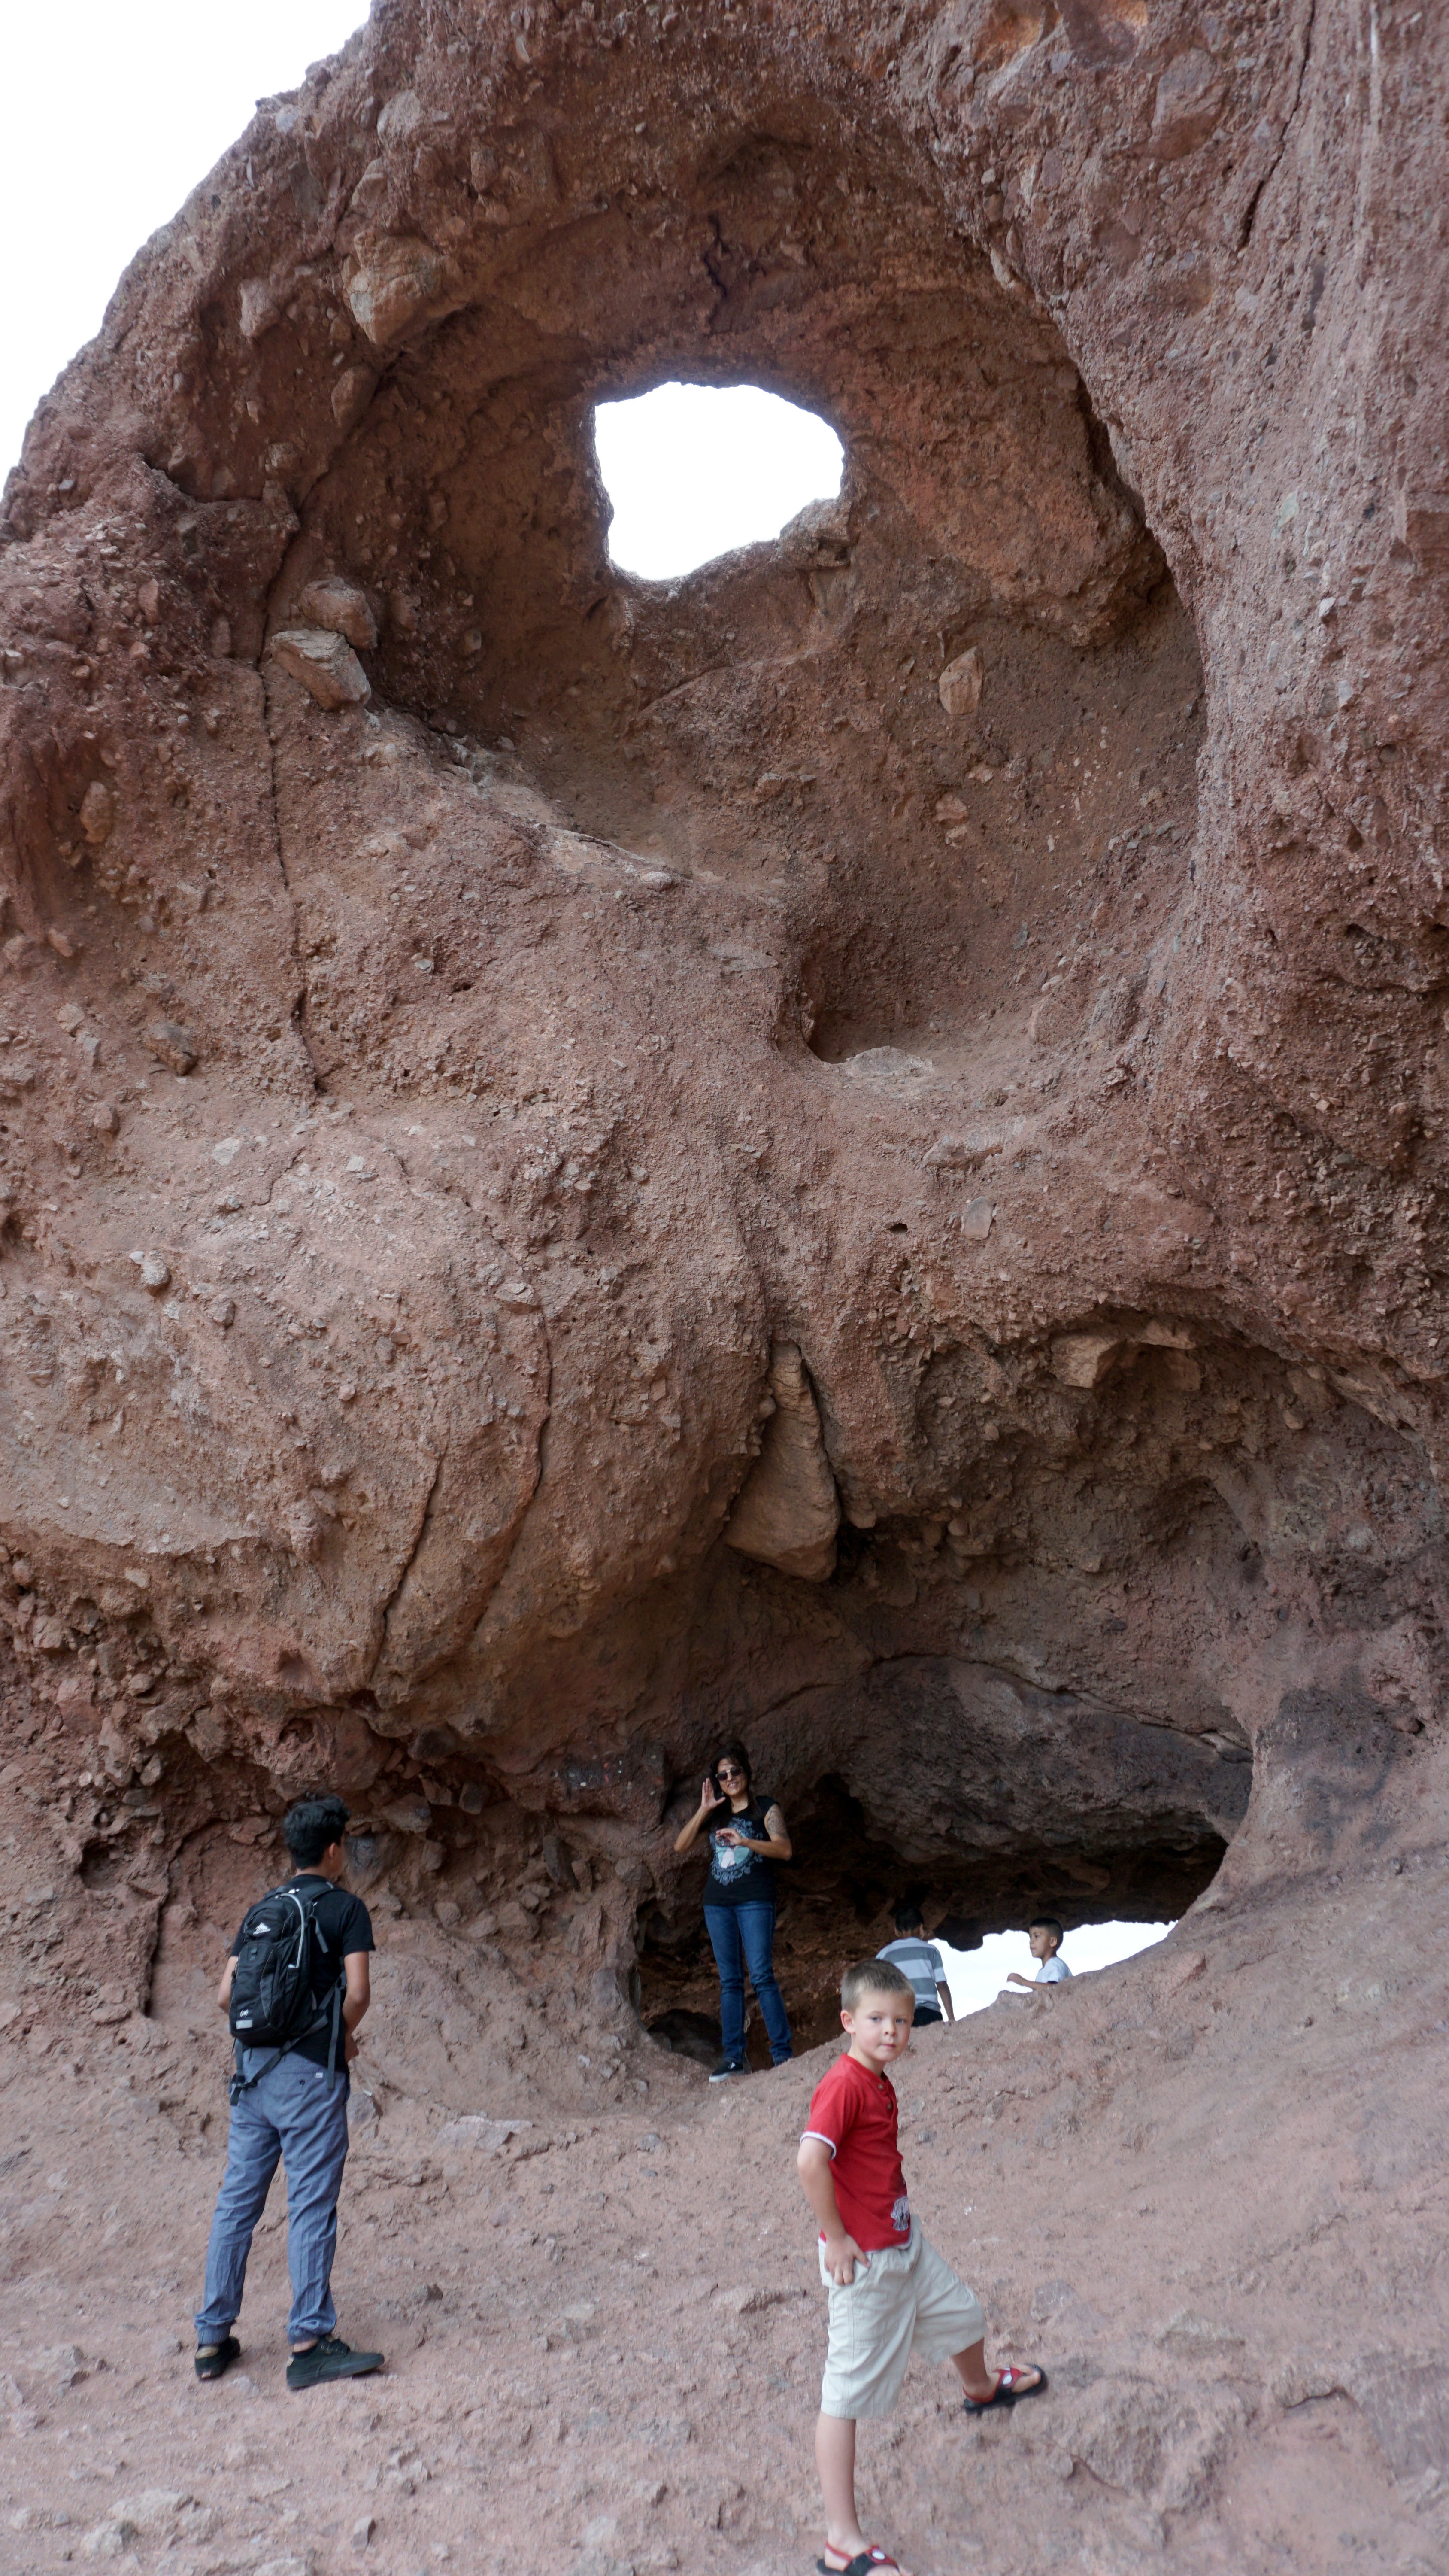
<box><xmin>228</xmin><ymin>1881</ymin><xmax>344</xmax><ymax>2098</ymax></box>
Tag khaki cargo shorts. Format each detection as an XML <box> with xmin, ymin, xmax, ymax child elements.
<box><xmin>818</xmin><ymin>2223</ymin><xmax>987</xmax><ymax>2420</ymax></box>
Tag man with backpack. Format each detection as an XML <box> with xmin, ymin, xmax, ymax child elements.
<box><xmin>193</xmin><ymin>1793</ymin><xmax>384</xmax><ymax>2390</ymax></box>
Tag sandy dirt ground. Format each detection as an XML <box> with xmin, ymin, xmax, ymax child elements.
<box><xmin>3</xmin><ymin>1851</ymin><xmax>1447</xmax><ymax>2576</ymax></box>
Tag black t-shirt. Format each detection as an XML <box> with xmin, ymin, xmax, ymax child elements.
<box><xmin>705</xmin><ymin>1795</ymin><xmax>781</xmax><ymax>1910</ymax></box>
<box><xmin>230</xmin><ymin>1875</ymin><xmax>374</xmax><ymax>2069</ymax></box>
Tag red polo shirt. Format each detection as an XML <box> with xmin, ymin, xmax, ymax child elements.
<box><xmin>802</xmin><ymin>2051</ymin><xmax>911</xmax><ymax>2251</ymax></box>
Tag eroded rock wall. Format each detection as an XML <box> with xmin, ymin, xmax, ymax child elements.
<box><xmin>0</xmin><ymin>0</ymin><xmax>1446</xmax><ymax>2049</ymax></box>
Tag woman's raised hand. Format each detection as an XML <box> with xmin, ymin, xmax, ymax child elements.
<box><xmin>700</xmin><ymin>1776</ymin><xmax>724</xmax><ymax>1813</ymax></box>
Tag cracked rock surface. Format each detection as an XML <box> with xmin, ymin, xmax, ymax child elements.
<box><xmin>1</xmin><ymin>3</ymin><xmax>1449</xmax><ymax>2564</ymax></box>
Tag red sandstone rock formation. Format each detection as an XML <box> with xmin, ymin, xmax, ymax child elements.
<box><xmin>0</xmin><ymin>5</ymin><xmax>1447</xmax><ymax>2554</ymax></box>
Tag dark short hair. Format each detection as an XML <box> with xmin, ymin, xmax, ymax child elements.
<box><xmin>893</xmin><ymin>1902</ymin><xmax>925</xmax><ymax>1934</ymax></box>
<box><xmin>712</xmin><ymin>1741</ymin><xmax>752</xmax><ymax>1792</ymax></box>
<box><xmin>1030</xmin><ymin>1916</ymin><xmax>1065</xmax><ymax>1949</ymax></box>
<box><xmin>284</xmin><ymin>1794</ymin><xmax>350</xmax><ymax>1868</ymax></box>
<box><xmin>842</xmin><ymin>1958</ymin><xmax>915</xmax><ymax>2012</ymax></box>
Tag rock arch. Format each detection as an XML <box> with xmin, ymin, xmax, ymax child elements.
<box><xmin>0</xmin><ymin>0</ymin><xmax>1444</xmax><ymax>2000</ymax></box>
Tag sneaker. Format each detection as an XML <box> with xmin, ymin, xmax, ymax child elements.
<box><xmin>708</xmin><ymin>2057</ymin><xmax>748</xmax><ymax>2083</ymax></box>
<box><xmin>285</xmin><ymin>2335</ymin><xmax>384</xmax><ymax>2391</ymax></box>
<box><xmin>194</xmin><ymin>2335</ymin><xmax>240</xmax><ymax>2382</ymax></box>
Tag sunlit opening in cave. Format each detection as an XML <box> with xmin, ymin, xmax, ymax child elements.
<box><xmin>594</xmin><ymin>381</ymin><xmax>845</xmax><ymax>581</ymax></box>
<box><xmin>939</xmin><ymin>1919</ymin><xmax>1175</xmax><ymax>2018</ymax></box>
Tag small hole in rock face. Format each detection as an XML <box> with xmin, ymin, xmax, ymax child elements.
<box><xmin>593</xmin><ymin>381</ymin><xmax>844</xmax><ymax>580</ymax></box>
<box><xmin>80</xmin><ymin>1846</ymin><xmax>125</xmax><ymax>1889</ymax></box>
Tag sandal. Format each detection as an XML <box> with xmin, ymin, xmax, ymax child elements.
<box><xmin>962</xmin><ymin>2361</ymin><xmax>1047</xmax><ymax>2412</ymax></box>
<box><xmin>817</xmin><ymin>2550</ymin><xmax>904</xmax><ymax>2574</ymax></box>
<box><xmin>194</xmin><ymin>2334</ymin><xmax>240</xmax><ymax>2382</ymax></box>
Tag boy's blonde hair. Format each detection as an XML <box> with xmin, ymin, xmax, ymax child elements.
<box><xmin>841</xmin><ymin>1958</ymin><xmax>915</xmax><ymax>2013</ymax></box>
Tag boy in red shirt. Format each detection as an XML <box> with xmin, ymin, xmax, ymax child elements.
<box><xmin>797</xmin><ymin>1959</ymin><xmax>1046</xmax><ymax>2576</ymax></box>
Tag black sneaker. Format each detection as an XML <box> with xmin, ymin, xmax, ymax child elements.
<box><xmin>285</xmin><ymin>2335</ymin><xmax>383</xmax><ymax>2391</ymax></box>
<box><xmin>708</xmin><ymin>2057</ymin><xmax>748</xmax><ymax>2083</ymax></box>
<box><xmin>194</xmin><ymin>2335</ymin><xmax>240</xmax><ymax>2382</ymax></box>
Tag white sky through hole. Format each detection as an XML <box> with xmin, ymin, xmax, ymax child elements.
<box><xmin>594</xmin><ymin>383</ymin><xmax>845</xmax><ymax>581</ymax></box>
<box><xmin>1</xmin><ymin>1</ymin><xmax>368</xmax><ymax>483</ymax></box>
<box><xmin>935</xmin><ymin>1919</ymin><xmax>1175</xmax><ymax>2018</ymax></box>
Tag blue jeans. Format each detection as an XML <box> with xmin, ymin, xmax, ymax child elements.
<box><xmin>704</xmin><ymin>1902</ymin><xmax>793</xmax><ymax>2064</ymax></box>
<box><xmin>195</xmin><ymin>2051</ymin><xmax>351</xmax><ymax>2348</ymax></box>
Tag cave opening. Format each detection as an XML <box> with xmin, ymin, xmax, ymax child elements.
<box><xmin>938</xmin><ymin>1917</ymin><xmax>1176</xmax><ymax>2018</ymax></box>
<box><xmin>593</xmin><ymin>380</ymin><xmax>845</xmax><ymax>581</ymax></box>
<box><xmin>640</xmin><ymin>1743</ymin><xmax>1246</xmax><ymax>2071</ymax></box>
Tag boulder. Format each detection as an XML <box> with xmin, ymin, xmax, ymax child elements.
<box><xmin>270</xmin><ymin>628</ymin><xmax>371</xmax><ymax>709</ymax></box>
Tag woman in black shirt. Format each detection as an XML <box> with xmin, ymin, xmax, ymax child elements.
<box><xmin>673</xmin><ymin>1740</ymin><xmax>793</xmax><ymax>2080</ymax></box>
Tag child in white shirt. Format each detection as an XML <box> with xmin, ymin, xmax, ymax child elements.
<box><xmin>1006</xmin><ymin>1917</ymin><xmax>1072</xmax><ymax>1990</ymax></box>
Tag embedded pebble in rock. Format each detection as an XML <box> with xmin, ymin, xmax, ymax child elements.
<box><xmin>237</xmin><ymin>279</ymin><xmax>282</xmax><ymax>342</ymax></box>
<box><xmin>297</xmin><ymin>576</ymin><xmax>378</xmax><ymax>652</ymax></box>
<box><xmin>78</xmin><ymin>781</ymin><xmax>115</xmax><ymax>846</ymax></box>
<box><xmin>344</xmin><ymin>237</ymin><xmax>449</xmax><ymax>352</ymax></box>
<box><xmin>143</xmin><ymin>1017</ymin><xmax>197</xmax><ymax>1074</ymax></box>
<box><xmin>1</xmin><ymin>7</ymin><xmax>1448</xmax><ymax>2572</ymax></box>
<box><xmin>937</xmin><ymin>645</ymin><xmax>984</xmax><ymax>717</ymax></box>
<box><xmin>269</xmin><ymin>627</ymin><xmax>371</xmax><ymax>709</ymax></box>
<box><xmin>330</xmin><ymin>365</ymin><xmax>377</xmax><ymax>434</ymax></box>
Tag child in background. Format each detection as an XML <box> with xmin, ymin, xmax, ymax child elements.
<box><xmin>875</xmin><ymin>1902</ymin><xmax>955</xmax><ymax>2026</ymax></box>
<box><xmin>1006</xmin><ymin>1916</ymin><xmax>1072</xmax><ymax>1990</ymax></box>
<box><xmin>797</xmin><ymin>1959</ymin><xmax>1045</xmax><ymax>2576</ymax></box>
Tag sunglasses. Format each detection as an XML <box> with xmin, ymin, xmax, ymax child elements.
<box><xmin>716</xmin><ymin>1764</ymin><xmax>746</xmax><ymax>1781</ymax></box>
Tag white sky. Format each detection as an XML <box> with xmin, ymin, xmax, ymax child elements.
<box><xmin>595</xmin><ymin>384</ymin><xmax>844</xmax><ymax>579</ymax></box>
<box><xmin>937</xmin><ymin>1919</ymin><xmax>1173</xmax><ymax>2017</ymax></box>
<box><xmin>1</xmin><ymin>1</ymin><xmax>367</xmax><ymax>485</ymax></box>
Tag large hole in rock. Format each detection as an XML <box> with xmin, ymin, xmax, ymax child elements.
<box><xmin>640</xmin><ymin>1669</ymin><xmax>1249</xmax><ymax>2066</ymax></box>
<box><xmin>594</xmin><ymin>381</ymin><xmax>844</xmax><ymax>580</ymax></box>
<box><xmin>280</xmin><ymin>105</ymin><xmax>1206</xmax><ymax>1149</ymax></box>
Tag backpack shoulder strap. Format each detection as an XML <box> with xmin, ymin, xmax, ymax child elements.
<box><xmin>243</xmin><ymin>1879</ymin><xmax>303</xmax><ymax>1920</ymax></box>
<box><xmin>236</xmin><ymin>1886</ymin><xmax>283</xmax><ymax>1942</ymax></box>
<box><xmin>298</xmin><ymin>1882</ymin><xmax>343</xmax><ymax>1959</ymax></box>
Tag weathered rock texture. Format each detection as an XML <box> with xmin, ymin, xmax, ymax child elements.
<box><xmin>0</xmin><ymin>1</ymin><xmax>1448</xmax><ymax>2552</ymax></box>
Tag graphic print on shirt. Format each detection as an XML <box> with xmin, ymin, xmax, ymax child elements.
<box><xmin>709</xmin><ymin>1825</ymin><xmax>756</xmax><ymax>1886</ymax></box>
<box><xmin>891</xmin><ymin>2191</ymin><xmax>912</xmax><ymax>2238</ymax></box>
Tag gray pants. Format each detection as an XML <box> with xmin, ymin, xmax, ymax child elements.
<box><xmin>195</xmin><ymin>2050</ymin><xmax>350</xmax><ymax>2348</ymax></box>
